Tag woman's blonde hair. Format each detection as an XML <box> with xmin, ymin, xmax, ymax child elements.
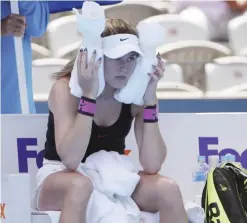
<box><xmin>54</xmin><ymin>18</ymin><xmax>138</xmax><ymax>79</ymax></box>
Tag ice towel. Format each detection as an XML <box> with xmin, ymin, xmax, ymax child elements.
<box><xmin>69</xmin><ymin>1</ymin><xmax>165</xmax><ymax>105</ymax></box>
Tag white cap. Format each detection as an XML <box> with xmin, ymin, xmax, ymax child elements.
<box><xmin>102</xmin><ymin>34</ymin><xmax>143</xmax><ymax>59</ymax></box>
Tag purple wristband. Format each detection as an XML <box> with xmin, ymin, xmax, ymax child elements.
<box><xmin>143</xmin><ymin>105</ymin><xmax>158</xmax><ymax>123</ymax></box>
<box><xmin>78</xmin><ymin>96</ymin><xmax>96</xmax><ymax>117</ymax></box>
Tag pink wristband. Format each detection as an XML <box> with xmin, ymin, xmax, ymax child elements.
<box><xmin>78</xmin><ymin>96</ymin><xmax>96</xmax><ymax>117</ymax></box>
<box><xmin>143</xmin><ymin>105</ymin><xmax>158</xmax><ymax>123</ymax></box>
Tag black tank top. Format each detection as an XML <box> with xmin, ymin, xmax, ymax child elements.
<box><xmin>43</xmin><ymin>103</ymin><xmax>134</xmax><ymax>163</ymax></box>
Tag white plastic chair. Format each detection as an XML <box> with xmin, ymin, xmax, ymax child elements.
<box><xmin>157</xmin><ymin>40</ymin><xmax>232</xmax><ymax>90</ymax></box>
<box><xmin>104</xmin><ymin>3</ymin><xmax>161</xmax><ymax>26</ymax></box>
<box><xmin>145</xmin><ymin>0</ymin><xmax>171</xmax><ymax>13</ymax></box>
<box><xmin>206</xmin><ymin>83</ymin><xmax>247</xmax><ymax>98</ymax></box>
<box><xmin>240</xmin><ymin>46</ymin><xmax>247</xmax><ymax>57</ymax></box>
<box><xmin>123</xmin><ymin>0</ymin><xmax>171</xmax><ymax>13</ymax></box>
<box><xmin>213</xmin><ymin>56</ymin><xmax>247</xmax><ymax>65</ymax></box>
<box><xmin>142</xmin><ymin>14</ymin><xmax>209</xmax><ymax>45</ymax></box>
<box><xmin>46</xmin><ymin>15</ymin><xmax>82</xmax><ymax>57</ymax></box>
<box><xmin>159</xmin><ymin>62</ymin><xmax>183</xmax><ymax>84</ymax></box>
<box><xmin>157</xmin><ymin>82</ymin><xmax>203</xmax><ymax>92</ymax></box>
<box><xmin>32</xmin><ymin>58</ymin><xmax>70</xmax><ymax>101</ymax></box>
<box><xmin>205</xmin><ymin>61</ymin><xmax>247</xmax><ymax>92</ymax></box>
<box><xmin>156</xmin><ymin>82</ymin><xmax>204</xmax><ymax>99</ymax></box>
<box><xmin>205</xmin><ymin>91</ymin><xmax>247</xmax><ymax>99</ymax></box>
<box><xmin>31</xmin><ymin>43</ymin><xmax>51</xmax><ymax>60</ymax></box>
<box><xmin>221</xmin><ymin>83</ymin><xmax>247</xmax><ymax>93</ymax></box>
<box><xmin>228</xmin><ymin>15</ymin><xmax>247</xmax><ymax>55</ymax></box>
<box><xmin>178</xmin><ymin>6</ymin><xmax>209</xmax><ymax>33</ymax></box>
<box><xmin>55</xmin><ymin>41</ymin><xmax>81</xmax><ymax>59</ymax></box>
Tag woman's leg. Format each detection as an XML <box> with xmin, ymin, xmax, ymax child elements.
<box><xmin>38</xmin><ymin>171</ymin><xmax>93</xmax><ymax>223</ymax></box>
<box><xmin>132</xmin><ymin>171</ymin><xmax>188</xmax><ymax>223</ymax></box>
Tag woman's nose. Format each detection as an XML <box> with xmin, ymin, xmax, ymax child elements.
<box><xmin>117</xmin><ymin>59</ymin><xmax>127</xmax><ymax>66</ymax></box>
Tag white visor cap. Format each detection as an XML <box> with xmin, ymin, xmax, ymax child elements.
<box><xmin>102</xmin><ymin>34</ymin><xmax>143</xmax><ymax>59</ymax></box>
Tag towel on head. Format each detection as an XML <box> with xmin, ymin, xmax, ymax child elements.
<box><xmin>69</xmin><ymin>1</ymin><xmax>165</xmax><ymax>105</ymax></box>
<box><xmin>114</xmin><ymin>22</ymin><xmax>164</xmax><ymax>105</ymax></box>
<box><xmin>69</xmin><ymin>1</ymin><xmax>105</xmax><ymax>98</ymax></box>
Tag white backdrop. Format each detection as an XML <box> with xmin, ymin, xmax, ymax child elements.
<box><xmin>1</xmin><ymin>113</ymin><xmax>247</xmax><ymax>220</ymax></box>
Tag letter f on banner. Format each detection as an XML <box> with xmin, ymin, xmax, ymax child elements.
<box><xmin>17</xmin><ymin>138</ymin><xmax>38</xmax><ymax>173</ymax></box>
<box><xmin>199</xmin><ymin>137</ymin><xmax>219</xmax><ymax>163</ymax></box>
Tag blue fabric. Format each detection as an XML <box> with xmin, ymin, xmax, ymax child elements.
<box><xmin>48</xmin><ymin>1</ymin><xmax>122</xmax><ymax>14</ymax></box>
<box><xmin>1</xmin><ymin>1</ymin><xmax>49</xmax><ymax>114</ymax></box>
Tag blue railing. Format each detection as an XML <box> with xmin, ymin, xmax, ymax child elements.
<box><xmin>35</xmin><ymin>99</ymin><xmax>247</xmax><ymax>113</ymax></box>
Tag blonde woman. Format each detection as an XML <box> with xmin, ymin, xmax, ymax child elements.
<box><xmin>33</xmin><ymin>19</ymin><xmax>188</xmax><ymax>223</ymax></box>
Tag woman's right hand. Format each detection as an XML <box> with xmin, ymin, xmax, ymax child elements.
<box><xmin>77</xmin><ymin>48</ymin><xmax>102</xmax><ymax>99</ymax></box>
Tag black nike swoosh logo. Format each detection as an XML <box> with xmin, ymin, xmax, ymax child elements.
<box><xmin>120</xmin><ymin>38</ymin><xmax>128</xmax><ymax>41</ymax></box>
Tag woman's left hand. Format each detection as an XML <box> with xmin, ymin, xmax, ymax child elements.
<box><xmin>144</xmin><ymin>53</ymin><xmax>165</xmax><ymax>105</ymax></box>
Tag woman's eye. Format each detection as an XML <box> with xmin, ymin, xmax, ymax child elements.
<box><xmin>127</xmin><ymin>55</ymin><xmax>137</xmax><ymax>62</ymax></box>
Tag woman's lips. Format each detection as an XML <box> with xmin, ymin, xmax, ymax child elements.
<box><xmin>115</xmin><ymin>76</ymin><xmax>127</xmax><ymax>80</ymax></box>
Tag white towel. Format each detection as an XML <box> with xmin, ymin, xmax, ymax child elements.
<box><xmin>41</xmin><ymin>202</ymin><xmax>204</xmax><ymax>223</ymax></box>
<box><xmin>42</xmin><ymin>150</ymin><xmax>141</xmax><ymax>223</ymax></box>
<box><xmin>70</xmin><ymin>1</ymin><xmax>105</xmax><ymax>98</ymax></box>
<box><xmin>184</xmin><ymin>201</ymin><xmax>205</xmax><ymax>223</ymax></box>
<box><xmin>69</xmin><ymin>1</ymin><xmax>165</xmax><ymax>105</ymax></box>
<box><xmin>79</xmin><ymin>151</ymin><xmax>140</xmax><ymax>198</ymax></box>
<box><xmin>114</xmin><ymin>22</ymin><xmax>164</xmax><ymax>105</ymax></box>
<box><xmin>41</xmin><ymin>211</ymin><xmax>159</xmax><ymax>223</ymax></box>
<box><xmin>78</xmin><ymin>150</ymin><xmax>141</xmax><ymax>223</ymax></box>
<box><xmin>39</xmin><ymin>150</ymin><xmax>205</xmax><ymax>223</ymax></box>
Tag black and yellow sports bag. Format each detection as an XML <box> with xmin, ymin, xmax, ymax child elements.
<box><xmin>202</xmin><ymin>162</ymin><xmax>247</xmax><ymax>223</ymax></box>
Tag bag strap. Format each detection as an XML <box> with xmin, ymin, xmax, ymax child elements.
<box><xmin>220</xmin><ymin>162</ymin><xmax>247</xmax><ymax>181</ymax></box>
<box><xmin>220</xmin><ymin>162</ymin><xmax>247</xmax><ymax>174</ymax></box>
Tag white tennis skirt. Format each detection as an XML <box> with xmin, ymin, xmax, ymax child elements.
<box><xmin>31</xmin><ymin>159</ymin><xmax>71</xmax><ymax>210</ymax></box>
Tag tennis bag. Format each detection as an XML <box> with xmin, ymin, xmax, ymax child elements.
<box><xmin>202</xmin><ymin>162</ymin><xmax>247</xmax><ymax>223</ymax></box>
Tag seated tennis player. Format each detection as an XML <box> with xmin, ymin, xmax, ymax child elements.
<box><xmin>33</xmin><ymin>18</ymin><xmax>188</xmax><ymax>223</ymax></box>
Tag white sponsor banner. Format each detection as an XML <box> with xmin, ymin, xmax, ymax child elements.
<box><xmin>1</xmin><ymin>113</ymin><xmax>247</xmax><ymax>221</ymax></box>
<box><xmin>126</xmin><ymin>113</ymin><xmax>247</xmax><ymax>200</ymax></box>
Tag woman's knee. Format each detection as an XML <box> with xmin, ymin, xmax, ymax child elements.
<box><xmin>157</xmin><ymin>177</ymin><xmax>183</xmax><ymax>206</ymax></box>
<box><xmin>66</xmin><ymin>175</ymin><xmax>93</xmax><ymax>204</ymax></box>
<box><xmin>38</xmin><ymin>172</ymin><xmax>93</xmax><ymax>211</ymax></box>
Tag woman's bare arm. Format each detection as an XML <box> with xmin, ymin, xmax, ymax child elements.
<box><xmin>132</xmin><ymin>104</ymin><xmax>166</xmax><ymax>174</ymax></box>
<box><xmin>49</xmin><ymin>79</ymin><xmax>94</xmax><ymax>170</ymax></box>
